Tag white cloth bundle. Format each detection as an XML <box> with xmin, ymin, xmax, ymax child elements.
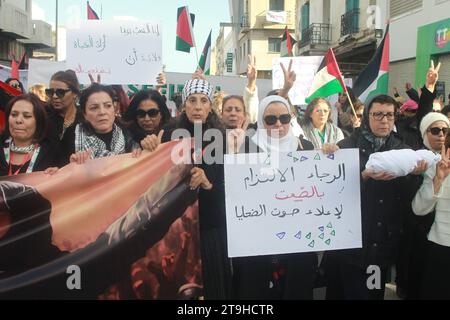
<box><xmin>365</xmin><ymin>149</ymin><xmax>441</xmax><ymax>177</ymax></box>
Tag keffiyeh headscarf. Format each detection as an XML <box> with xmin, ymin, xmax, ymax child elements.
<box><xmin>182</xmin><ymin>79</ymin><xmax>213</xmax><ymax>104</ymax></box>
<box><xmin>75</xmin><ymin>123</ymin><xmax>126</xmax><ymax>159</ymax></box>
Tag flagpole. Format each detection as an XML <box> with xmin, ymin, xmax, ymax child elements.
<box><xmin>55</xmin><ymin>0</ymin><xmax>59</xmax><ymax>61</ymax></box>
<box><xmin>344</xmin><ymin>90</ymin><xmax>357</xmax><ymax>117</ymax></box>
<box><xmin>194</xmin><ymin>46</ymin><xmax>201</xmax><ymax>71</ymax></box>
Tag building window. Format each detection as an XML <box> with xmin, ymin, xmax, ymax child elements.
<box><xmin>341</xmin><ymin>0</ymin><xmax>360</xmax><ymax>36</ymax></box>
<box><xmin>269</xmin><ymin>0</ymin><xmax>284</xmax><ymax>11</ymax></box>
<box><xmin>268</xmin><ymin>38</ymin><xmax>282</xmax><ymax>53</ymax></box>
<box><xmin>301</xmin><ymin>2</ymin><xmax>310</xmax><ymax>32</ymax></box>
<box><xmin>390</xmin><ymin>0</ymin><xmax>422</xmax><ymax>18</ymax></box>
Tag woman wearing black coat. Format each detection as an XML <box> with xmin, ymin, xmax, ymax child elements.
<box><xmin>324</xmin><ymin>95</ymin><xmax>426</xmax><ymax>300</ymax></box>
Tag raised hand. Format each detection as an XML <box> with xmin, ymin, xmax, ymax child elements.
<box><xmin>426</xmin><ymin>60</ymin><xmax>441</xmax><ymax>92</ymax></box>
<box><xmin>247</xmin><ymin>55</ymin><xmax>257</xmax><ymax>92</ymax></box>
<box><xmin>88</xmin><ymin>73</ymin><xmax>101</xmax><ymax>84</ymax></box>
<box><xmin>140</xmin><ymin>130</ymin><xmax>164</xmax><ymax>153</ymax></box>
<box><xmin>279</xmin><ymin>59</ymin><xmax>296</xmax><ymax>99</ymax></box>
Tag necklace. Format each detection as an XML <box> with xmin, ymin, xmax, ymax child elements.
<box><xmin>10</xmin><ymin>141</ymin><xmax>35</xmax><ymax>154</ymax></box>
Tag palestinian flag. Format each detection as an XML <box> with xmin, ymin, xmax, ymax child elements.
<box><xmin>87</xmin><ymin>1</ymin><xmax>100</xmax><ymax>20</ymax></box>
<box><xmin>198</xmin><ymin>30</ymin><xmax>212</xmax><ymax>75</ymax></box>
<box><xmin>176</xmin><ymin>6</ymin><xmax>196</xmax><ymax>53</ymax></box>
<box><xmin>353</xmin><ymin>25</ymin><xmax>390</xmax><ymax>104</ymax></box>
<box><xmin>280</xmin><ymin>26</ymin><xmax>296</xmax><ymax>57</ymax></box>
<box><xmin>10</xmin><ymin>52</ymin><xmax>26</xmax><ymax>79</ymax></box>
<box><xmin>306</xmin><ymin>48</ymin><xmax>346</xmax><ymax>103</ymax></box>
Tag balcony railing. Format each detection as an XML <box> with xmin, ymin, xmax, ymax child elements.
<box><xmin>341</xmin><ymin>8</ymin><xmax>360</xmax><ymax>37</ymax></box>
<box><xmin>300</xmin><ymin>23</ymin><xmax>331</xmax><ymax>48</ymax></box>
<box><xmin>241</xmin><ymin>14</ymin><xmax>250</xmax><ymax>29</ymax></box>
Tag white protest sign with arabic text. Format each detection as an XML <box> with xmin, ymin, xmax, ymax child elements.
<box><xmin>66</xmin><ymin>20</ymin><xmax>162</xmax><ymax>85</ymax></box>
<box><xmin>224</xmin><ymin>149</ymin><xmax>362</xmax><ymax>258</ymax></box>
<box><xmin>272</xmin><ymin>56</ymin><xmax>323</xmax><ymax>105</ymax></box>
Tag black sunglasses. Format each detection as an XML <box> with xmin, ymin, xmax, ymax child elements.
<box><xmin>136</xmin><ymin>109</ymin><xmax>160</xmax><ymax>118</ymax></box>
<box><xmin>428</xmin><ymin>127</ymin><xmax>449</xmax><ymax>136</ymax></box>
<box><xmin>264</xmin><ymin>114</ymin><xmax>291</xmax><ymax>126</ymax></box>
<box><xmin>45</xmin><ymin>88</ymin><xmax>72</xmax><ymax>98</ymax></box>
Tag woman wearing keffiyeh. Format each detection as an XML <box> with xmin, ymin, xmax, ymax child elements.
<box><xmin>68</xmin><ymin>84</ymin><xmax>141</xmax><ymax>164</ymax></box>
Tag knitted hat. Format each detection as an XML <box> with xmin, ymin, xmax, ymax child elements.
<box><xmin>420</xmin><ymin>112</ymin><xmax>450</xmax><ymax>151</ymax></box>
<box><xmin>400</xmin><ymin>99</ymin><xmax>418</xmax><ymax>113</ymax></box>
<box><xmin>182</xmin><ymin>79</ymin><xmax>213</xmax><ymax>104</ymax></box>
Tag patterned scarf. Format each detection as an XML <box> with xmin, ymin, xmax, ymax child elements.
<box><xmin>75</xmin><ymin>123</ymin><xmax>126</xmax><ymax>159</ymax></box>
<box><xmin>302</xmin><ymin>122</ymin><xmax>341</xmax><ymax>149</ymax></box>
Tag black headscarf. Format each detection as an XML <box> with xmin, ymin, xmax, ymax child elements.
<box><xmin>360</xmin><ymin>95</ymin><xmax>397</xmax><ymax>152</ymax></box>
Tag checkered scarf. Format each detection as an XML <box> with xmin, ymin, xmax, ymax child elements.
<box><xmin>182</xmin><ymin>79</ymin><xmax>213</xmax><ymax>103</ymax></box>
<box><xmin>75</xmin><ymin>123</ymin><xmax>126</xmax><ymax>159</ymax></box>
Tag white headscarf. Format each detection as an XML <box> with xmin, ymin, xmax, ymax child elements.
<box><xmin>251</xmin><ymin>95</ymin><xmax>299</xmax><ymax>153</ymax></box>
<box><xmin>420</xmin><ymin>112</ymin><xmax>450</xmax><ymax>152</ymax></box>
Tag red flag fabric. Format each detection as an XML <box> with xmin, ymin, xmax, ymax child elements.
<box><xmin>87</xmin><ymin>1</ymin><xmax>100</xmax><ymax>20</ymax></box>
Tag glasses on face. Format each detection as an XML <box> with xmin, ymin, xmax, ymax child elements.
<box><xmin>10</xmin><ymin>83</ymin><xmax>20</xmax><ymax>89</ymax></box>
<box><xmin>264</xmin><ymin>114</ymin><xmax>291</xmax><ymax>126</ymax></box>
<box><xmin>136</xmin><ymin>109</ymin><xmax>160</xmax><ymax>119</ymax></box>
<box><xmin>370</xmin><ymin>112</ymin><xmax>396</xmax><ymax>121</ymax></box>
<box><xmin>45</xmin><ymin>88</ymin><xmax>72</xmax><ymax>99</ymax></box>
<box><xmin>428</xmin><ymin>127</ymin><xmax>449</xmax><ymax>136</ymax></box>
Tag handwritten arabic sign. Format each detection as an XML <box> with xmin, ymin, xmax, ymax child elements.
<box><xmin>272</xmin><ymin>56</ymin><xmax>323</xmax><ymax>105</ymax></box>
<box><xmin>224</xmin><ymin>150</ymin><xmax>362</xmax><ymax>258</ymax></box>
<box><xmin>66</xmin><ymin>20</ymin><xmax>162</xmax><ymax>85</ymax></box>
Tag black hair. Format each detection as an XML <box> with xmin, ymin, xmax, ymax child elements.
<box><xmin>2</xmin><ymin>94</ymin><xmax>48</xmax><ymax>144</ymax></box>
<box><xmin>5</xmin><ymin>78</ymin><xmax>25</xmax><ymax>93</ymax></box>
<box><xmin>78</xmin><ymin>84</ymin><xmax>117</xmax><ymax>134</ymax></box>
<box><xmin>50</xmin><ymin>70</ymin><xmax>80</xmax><ymax>95</ymax></box>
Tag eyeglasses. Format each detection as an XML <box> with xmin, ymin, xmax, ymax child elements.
<box><xmin>45</xmin><ymin>88</ymin><xmax>72</xmax><ymax>99</ymax></box>
<box><xmin>136</xmin><ymin>109</ymin><xmax>160</xmax><ymax>118</ymax></box>
<box><xmin>428</xmin><ymin>127</ymin><xmax>449</xmax><ymax>136</ymax></box>
<box><xmin>370</xmin><ymin>112</ymin><xmax>396</xmax><ymax>121</ymax></box>
<box><xmin>10</xmin><ymin>83</ymin><xmax>20</xmax><ymax>89</ymax></box>
<box><xmin>264</xmin><ymin>114</ymin><xmax>291</xmax><ymax>126</ymax></box>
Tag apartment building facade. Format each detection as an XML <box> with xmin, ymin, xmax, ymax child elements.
<box><xmin>228</xmin><ymin>0</ymin><xmax>297</xmax><ymax>79</ymax></box>
<box><xmin>0</xmin><ymin>0</ymin><xmax>53</xmax><ymax>68</ymax></box>
<box><xmin>295</xmin><ymin>0</ymin><xmax>389</xmax><ymax>77</ymax></box>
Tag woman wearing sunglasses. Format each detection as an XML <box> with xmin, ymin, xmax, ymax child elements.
<box><xmin>412</xmin><ymin>132</ymin><xmax>450</xmax><ymax>299</ymax></box>
<box><xmin>419</xmin><ymin>112</ymin><xmax>449</xmax><ymax>155</ymax></box>
<box><xmin>5</xmin><ymin>78</ymin><xmax>25</xmax><ymax>93</ymax></box>
<box><xmin>233</xmin><ymin>96</ymin><xmax>316</xmax><ymax>300</ymax></box>
<box><xmin>324</xmin><ymin>95</ymin><xmax>427</xmax><ymax>300</ymax></box>
<box><xmin>123</xmin><ymin>89</ymin><xmax>172</xmax><ymax>148</ymax></box>
<box><xmin>300</xmin><ymin>98</ymin><xmax>345</xmax><ymax>149</ymax></box>
<box><xmin>46</xmin><ymin>70</ymin><xmax>83</xmax><ymax>165</ymax></box>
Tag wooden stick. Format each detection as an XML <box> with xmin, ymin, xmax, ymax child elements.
<box><xmin>344</xmin><ymin>90</ymin><xmax>357</xmax><ymax>117</ymax></box>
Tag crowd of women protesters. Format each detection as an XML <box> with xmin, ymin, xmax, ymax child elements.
<box><xmin>0</xmin><ymin>54</ymin><xmax>449</xmax><ymax>300</ymax></box>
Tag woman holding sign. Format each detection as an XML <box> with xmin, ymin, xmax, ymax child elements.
<box><xmin>232</xmin><ymin>95</ymin><xmax>317</xmax><ymax>300</ymax></box>
<box><xmin>324</xmin><ymin>95</ymin><xmax>427</xmax><ymax>300</ymax></box>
